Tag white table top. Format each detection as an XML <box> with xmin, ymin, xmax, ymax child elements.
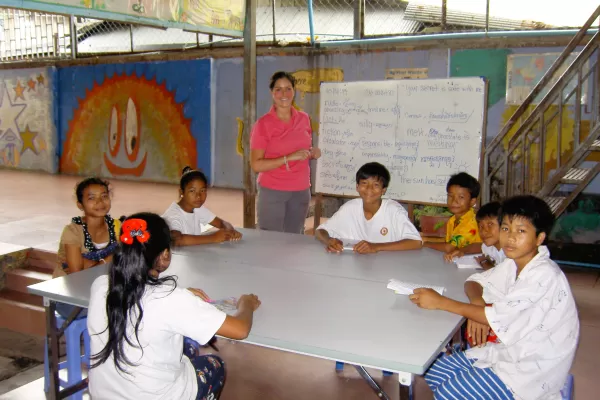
<box><xmin>29</xmin><ymin>229</ymin><xmax>475</xmax><ymax>375</ymax></box>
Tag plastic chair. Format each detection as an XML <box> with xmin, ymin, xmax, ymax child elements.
<box><xmin>561</xmin><ymin>374</ymin><xmax>574</xmax><ymax>400</ymax></box>
<box><xmin>44</xmin><ymin>315</ymin><xmax>91</xmax><ymax>400</ymax></box>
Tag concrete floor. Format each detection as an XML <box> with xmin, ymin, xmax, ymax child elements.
<box><xmin>0</xmin><ymin>169</ymin><xmax>599</xmax><ymax>399</ymax></box>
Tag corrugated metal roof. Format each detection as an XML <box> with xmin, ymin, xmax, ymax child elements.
<box><xmin>405</xmin><ymin>3</ymin><xmax>550</xmax><ymax>30</ymax></box>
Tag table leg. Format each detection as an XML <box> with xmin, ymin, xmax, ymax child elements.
<box><xmin>354</xmin><ymin>365</ymin><xmax>391</xmax><ymax>400</ymax></box>
<box><xmin>398</xmin><ymin>372</ymin><xmax>413</xmax><ymax>400</ymax></box>
<box><xmin>45</xmin><ymin>298</ymin><xmax>59</xmax><ymax>400</ymax></box>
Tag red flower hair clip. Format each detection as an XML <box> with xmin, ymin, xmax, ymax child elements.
<box><xmin>121</xmin><ymin>219</ymin><xmax>150</xmax><ymax>245</ymax></box>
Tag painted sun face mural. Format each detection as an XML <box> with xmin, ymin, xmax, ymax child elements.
<box><xmin>60</xmin><ymin>62</ymin><xmax>210</xmax><ymax>183</ymax></box>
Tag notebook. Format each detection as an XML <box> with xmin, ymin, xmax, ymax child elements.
<box><xmin>387</xmin><ymin>279</ymin><xmax>445</xmax><ymax>295</ymax></box>
<box><xmin>453</xmin><ymin>254</ymin><xmax>483</xmax><ymax>269</ymax></box>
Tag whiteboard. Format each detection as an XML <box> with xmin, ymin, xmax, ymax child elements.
<box><xmin>315</xmin><ymin>78</ymin><xmax>487</xmax><ymax>204</ymax></box>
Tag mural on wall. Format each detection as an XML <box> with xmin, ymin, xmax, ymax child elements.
<box><xmin>0</xmin><ymin>67</ymin><xmax>57</xmax><ymax>173</ymax></box>
<box><xmin>59</xmin><ymin>60</ymin><xmax>211</xmax><ymax>183</ymax></box>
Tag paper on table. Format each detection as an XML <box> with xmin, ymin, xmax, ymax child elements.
<box><xmin>387</xmin><ymin>279</ymin><xmax>445</xmax><ymax>295</ymax></box>
<box><xmin>454</xmin><ymin>254</ymin><xmax>483</xmax><ymax>269</ymax></box>
<box><xmin>342</xmin><ymin>239</ymin><xmax>359</xmax><ymax>251</ymax></box>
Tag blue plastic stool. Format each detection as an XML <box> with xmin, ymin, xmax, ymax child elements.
<box><xmin>44</xmin><ymin>315</ymin><xmax>91</xmax><ymax>400</ymax></box>
<box><xmin>561</xmin><ymin>374</ymin><xmax>574</xmax><ymax>400</ymax></box>
<box><xmin>335</xmin><ymin>361</ymin><xmax>393</xmax><ymax>376</ymax></box>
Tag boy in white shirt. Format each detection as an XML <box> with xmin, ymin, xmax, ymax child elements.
<box><xmin>445</xmin><ymin>201</ymin><xmax>506</xmax><ymax>269</ymax></box>
<box><xmin>315</xmin><ymin>162</ymin><xmax>422</xmax><ymax>254</ymax></box>
<box><xmin>410</xmin><ymin>195</ymin><xmax>579</xmax><ymax>400</ymax></box>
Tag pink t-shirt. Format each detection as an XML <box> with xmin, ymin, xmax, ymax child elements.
<box><xmin>250</xmin><ymin>106</ymin><xmax>312</xmax><ymax>191</ymax></box>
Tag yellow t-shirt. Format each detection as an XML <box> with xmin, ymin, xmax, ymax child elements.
<box><xmin>446</xmin><ymin>208</ymin><xmax>481</xmax><ymax>248</ymax></box>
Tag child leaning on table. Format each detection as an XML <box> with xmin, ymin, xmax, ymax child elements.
<box><xmin>410</xmin><ymin>195</ymin><xmax>579</xmax><ymax>400</ymax></box>
<box><xmin>87</xmin><ymin>212</ymin><xmax>261</xmax><ymax>400</ymax></box>
<box><xmin>444</xmin><ymin>201</ymin><xmax>506</xmax><ymax>269</ymax></box>
<box><xmin>315</xmin><ymin>162</ymin><xmax>422</xmax><ymax>254</ymax></box>
<box><xmin>424</xmin><ymin>172</ymin><xmax>482</xmax><ymax>253</ymax></box>
<box><xmin>162</xmin><ymin>166</ymin><xmax>242</xmax><ymax>246</ymax></box>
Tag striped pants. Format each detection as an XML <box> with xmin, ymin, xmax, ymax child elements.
<box><xmin>425</xmin><ymin>352</ymin><xmax>514</xmax><ymax>400</ymax></box>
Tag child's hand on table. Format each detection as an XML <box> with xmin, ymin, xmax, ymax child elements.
<box><xmin>187</xmin><ymin>288</ymin><xmax>212</xmax><ymax>302</ymax></box>
<box><xmin>444</xmin><ymin>249</ymin><xmax>464</xmax><ymax>263</ymax></box>
<box><xmin>353</xmin><ymin>241</ymin><xmax>379</xmax><ymax>254</ymax></box>
<box><xmin>238</xmin><ymin>294</ymin><xmax>261</xmax><ymax>311</ymax></box>
<box><xmin>409</xmin><ymin>288</ymin><xmax>444</xmax><ymax>310</ymax></box>
<box><xmin>227</xmin><ymin>229</ymin><xmax>243</xmax><ymax>241</ymax></box>
<box><xmin>326</xmin><ymin>238</ymin><xmax>343</xmax><ymax>253</ymax></box>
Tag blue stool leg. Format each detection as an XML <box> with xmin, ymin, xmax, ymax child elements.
<box><xmin>83</xmin><ymin>329</ymin><xmax>91</xmax><ymax>367</ymax></box>
<box><xmin>65</xmin><ymin>329</ymin><xmax>84</xmax><ymax>400</ymax></box>
<box><xmin>335</xmin><ymin>361</ymin><xmax>345</xmax><ymax>371</ymax></box>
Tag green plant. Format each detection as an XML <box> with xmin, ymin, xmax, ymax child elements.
<box><xmin>413</xmin><ymin>205</ymin><xmax>453</xmax><ymax>222</ymax></box>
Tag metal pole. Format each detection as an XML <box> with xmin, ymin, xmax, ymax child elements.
<box><xmin>485</xmin><ymin>0</ymin><xmax>490</xmax><ymax>33</ymax></box>
<box><xmin>69</xmin><ymin>15</ymin><xmax>77</xmax><ymax>59</ymax></box>
<box><xmin>308</xmin><ymin>0</ymin><xmax>315</xmax><ymax>45</ymax></box>
<box><xmin>353</xmin><ymin>0</ymin><xmax>365</xmax><ymax>39</ymax></box>
<box><xmin>271</xmin><ymin>0</ymin><xmax>276</xmax><ymax>44</ymax></box>
<box><xmin>441</xmin><ymin>0</ymin><xmax>447</xmax><ymax>32</ymax></box>
<box><xmin>243</xmin><ymin>0</ymin><xmax>257</xmax><ymax>228</ymax></box>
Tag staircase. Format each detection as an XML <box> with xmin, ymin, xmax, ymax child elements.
<box><xmin>0</xmin><ymin>249</ymin><xmax>55</xmax><ymax>336</ymax></box>
<box><xmin>483</xmin><ymin>6</ymin><xmax>600</xmax><ymax>217</ymax></box>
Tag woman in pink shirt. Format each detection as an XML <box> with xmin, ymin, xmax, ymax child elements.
<box><xmin>250</xmin><ymin>71</ymin><xmax>321</xmax><ymax>233</ymax></box>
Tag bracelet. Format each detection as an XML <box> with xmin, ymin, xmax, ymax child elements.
<box><xmin>99</xmin><ymin>258</ymin><xmax>106</xmax><ymax>264</ymax></box>
<box><xmin>283</xmin><ymin>155</ymin><xmax>290</xmax><ymax>171</ymax></box>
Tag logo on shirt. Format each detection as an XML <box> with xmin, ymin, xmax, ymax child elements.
<box><xmin>380</xmin><ymin>227</ymin><xmax>388</xmax><ymax>236</ymax></box>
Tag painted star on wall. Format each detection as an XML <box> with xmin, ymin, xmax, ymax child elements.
<box><xmin>27</xmin><ymin>79</ymin><xmax>36</xmax><ymax>91</ymax></box>
<box><xmin>19</xmin><ymin>125</ymin><xmax>38</xmax><ymax>155</ymax></box>
<box><xmin>14</xmin><ymin>80</ymin><xmax>25</xmax><ymax>101</ymax></box>
<box><xmin>37</xmin><ymin>74</ymin><xmax>45</xmax><ymax>86</ymax></box>
<box><xmin>0</xmin><ymin>86</ymin><xmax>26</xmax><ymax>140</ymax></box>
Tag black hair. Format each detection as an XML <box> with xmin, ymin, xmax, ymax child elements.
<box><xmin>446</xmin><ymin>172</ymin><xmax>480</xmax><ymax>199</ymax></box>
<box><xmin>180</xmin><ymin>166</ymin><xmax>208</xmax><ymax>191</ymax></box>
<box><xmin>476</xmin><ymin>201</ymin><xmax>502</xmax><ymax>223</ymax></box>
<box><xmin>75</xmin><ymin>177</ymin><xmax>109</xmax><ymax>203</ymax></box>
<box><xmin>269</xmin><ymin>71</ymin><xmax>296</xmax><ymax>90</ymax></box>
<box><xmin>356</xmin><ymin>162</ymin><xmax>391</xmax><ymax>189</ymax></box>
<box><xmin>500</xmin><ymin>195</ymin><xmax>555</xmax><ymax>241</ymax></box>
<box><xmin>91</xmin><ymin>212</ymin><xmax>176</xmax><ymax>374</ymax></box>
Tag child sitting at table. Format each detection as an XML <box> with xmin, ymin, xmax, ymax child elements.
<box><xmin>88</xmin><ymin>212</ymin><xmax>261</xmax><ymax>400</ymax></box>
<box><xmin>410</xmin><ymin>195</ymin><xmax>579</xmax><ymax>400</ymax></box>
<box><xmin>444</xmin><ymin>201</ymin><xmax>505</xmax><ymax>269</ymax></box>
<box><xmin>424</xmin><ymin>172</ymin><xmax>482</xmax><ymax>253</ymax></box>
<box><xmin>315</xmin><ymin>162</ymin><xmax>422</xmax><ymax>254</ymax></box>
<box><xmin>163</xmin><ymin>166</ymin><xmax>242</xmax><ymax>246</ymax></box>
<box><xmin>54</xmin><ymin>177</ymin><xmax>122</xmax><ymax>318</ymax></box>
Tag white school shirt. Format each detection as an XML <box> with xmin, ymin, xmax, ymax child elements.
<box><xmin>316</xmin><ymin>198</ymin><xmax>422</xmax><ymax>243</ymax></box>
<box><xmin>88</xmin><ymin>275</ymin><xmax>226</xmax><ymax>400</ymax></box>
<box><xmin>465</xmin><ymin>246</ymin><xmax>579</xmax><ymax>400</ymax></box>
<box><xmin>481</xmin><ymin>243</ymin><xmax>506</xmax><ymax>265</ymax></box>
<box><xmin>162</xmin><ymin>202</ymin><xmax>216</xmax><ymax>235</ymax></box>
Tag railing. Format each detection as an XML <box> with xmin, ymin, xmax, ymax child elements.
<box><xmin>483</xmin><ymin>5</ymin><xmax>600</xmax><ymax>203</ymax></box>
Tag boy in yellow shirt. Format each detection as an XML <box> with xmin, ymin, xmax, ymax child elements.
<box><xmin>424</xmin><ymin>172</ymin><xmax>482</xmax><ymax>253</ymax></box>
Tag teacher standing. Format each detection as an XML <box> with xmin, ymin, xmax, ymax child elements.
<box><xmin>250</xmin><ymin>71</ymin><xmax>321</xmax><ymax>233</ymax></box>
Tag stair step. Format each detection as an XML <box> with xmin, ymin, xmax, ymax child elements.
<box><xmin>545</xmin><ymin>196</ymin><xmax>566</xmax><ymax>214</ymax></box>
<box><xmin>591</xmin><ymin>139</ymin><xmax>600</xmax><ymax>151</ymax></box>
<box><xmin>27</xmin><ymin>249</ymin><xmax>58</xmax><ymax>272</ymax></box>
<box><xmin>0</xmin><ymin>289</ymin><xmax>46</xmax><ymax>337</ymax></box>
<box><xmin>5</xmin><ymin>267</ymin><xmax>53</xmax><ymax>294</ymax></box>
<box><xmin>561</xmin><ymin>167</ymin><xmax>590</xmax><ymax>184</ymax></box>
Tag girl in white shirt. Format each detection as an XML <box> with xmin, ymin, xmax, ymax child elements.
<box><xmin>88</xmin><ymin>213</ymin><xmax>261</xmax><ymax>400</ymax></box>
<box><xmin>410</xmin><ymin>196</ymin><xmax>579</xmax><ymax>400</ymax></box>
<box><xmin>163</xmin><ymin>166</ymin><xmax>242</xmax><ymax>246</ymax></box>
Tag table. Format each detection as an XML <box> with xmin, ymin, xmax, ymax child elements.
<box><xmin>29</xmin><ymin>229</ymin><xmax>474</xmax><ymax>400</ymax></box>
